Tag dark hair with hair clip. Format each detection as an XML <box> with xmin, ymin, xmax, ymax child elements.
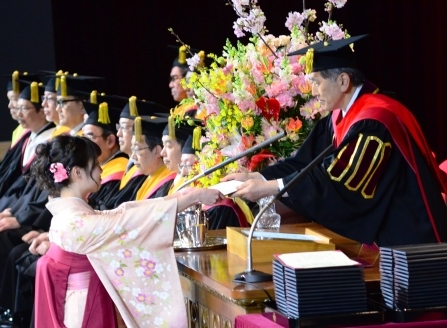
<box><xmin>30</xmin><ymin>135</ymin><xmax>101</xmax><ymax>197</ymax></box>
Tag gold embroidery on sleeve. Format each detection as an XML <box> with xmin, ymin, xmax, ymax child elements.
<box><xmin>327</xmin><ymin>134</ymin><xmax>363</xmax><ymax>181</ymax></box>
<box><xmin>361</xmin><ymin>142</ymin><xmax>392</xmax><ymax>199</ymax></box>
<box><xmin>345</xmin><ymin>136</ymin><xmax>383</xmax><ymax>191</ymax></box>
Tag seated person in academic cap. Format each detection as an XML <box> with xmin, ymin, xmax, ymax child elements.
<box><xmin>0</xmin><ymin>82</ymin><xmax>56</xmax><ymax>286</ymax></box>
<box><xmin>55</xmin><ymin>74</ymin><xmax>104</xmax><ymax>135</ymax></box>
<box><xmin>100</xmin><ymin>97</ymin><xmax>168</xmax><ymax>209</ymax></box>
<box><xmin>162</xmin><ymin>118</ymin><xmax>252</xmax><ymax>228</ymax></box>
<box><xmin>0</xmin><ymin>72</ymin><xmax>38</xmax><ymax>197</ymax></box>
<box><xmin>82</xmin><ymin>103</ymin><xmax>129</xmax><ymax>210</ymax></box>
<box><xmin>169</xmin><ymin>45</ymin><xmax>205</xmax><ymax>119</ymax></box>
<box><xmin>132</xmin><ymin>116</ymin><xmax>176</xmax><ymax>200</ymax></box>
<box><xmin>40</xmin><ymin>71</ymin><xmax>71</xmax><ymax>137</ymax></box>
<box><xmin>224</xmin><ymin>35</ymin><xmax>447</xmax><ymax>247</ymax></box>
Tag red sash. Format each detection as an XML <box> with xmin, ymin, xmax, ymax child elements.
<box><xmin>332</xmin><ymin>94</ymin><xmax>447</xmax><ymax>242</ymax></box>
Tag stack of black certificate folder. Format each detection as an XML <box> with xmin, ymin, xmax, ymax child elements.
<box><xmin>379</xmin><ymin>243</ymin><xmax>447</xmax><ymax>310</ymax></box>
<box><xmin>272</xmin><ymin>251</ymin><xmax>368</xmax><ymax>318</ymax></box>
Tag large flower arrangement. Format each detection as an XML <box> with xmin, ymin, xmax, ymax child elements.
<box><xmin>174</xmin><ymin>0</ymin><xmax>349</xmax><ymax>187</ymax></box>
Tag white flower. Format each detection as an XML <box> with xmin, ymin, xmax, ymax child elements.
<box><xmin>157</xmin><ymin>291</ymin><xmax>169</xmax><ymax>300</ymax></box>
<box><xmin>128</xmin><ymin>229</ymin><xmax>139</xmax><ymax>240</ymax></box>
<box><xmin>136</xmin><ymin>267</ymin><xmax>144</xmax><ymax>277</ymax></box>
<box><xmin>186</xmin><ymin>53</ymin><xmax>201</xmax><ymax>72</ymax></box>
<box><xmin>140</xmin><ymin>250</ymin><xmax>151</xmax><ymax>259</ymax></box>
<box><xmin>110</xmin><ymin>260</ymin><xmax>120</xmax><ymax>269</ymax></box>
<box><xmin>113</xmin><ymin>225</ymin><xmax>123</xmax><ymax>234</ymax></box>
<box><xmin>92</xmin><ymin>226</ymin><xmax>105</xmax><ymax>235</ymax></box>
<box><xmin>153</xmin><ymin>317</ymin><xmax>164</xmax><ymax>326</ymax></box>
<box><xmin>132</xmin><ymin>287</ymin><xmax>142</xmax><ymax>296</ymax></box>
<box><xmin>285</xmin><ymin>12</ymin><xmax>305</xmax><ymax>31</ymax></box>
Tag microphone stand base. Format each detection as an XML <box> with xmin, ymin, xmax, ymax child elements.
<box><xmin>234</xmin><ymin>270</ymin><xmax>272</xmax><ymax>283</ymax></box>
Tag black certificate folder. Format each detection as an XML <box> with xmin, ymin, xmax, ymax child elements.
<box><xmin>272</xmin><ymin>250</ymin><xmax>368</xmax><ymax>318</ymax></box>
<box><xmin>379</xmin><ymin>243</ymin><xmax>447</xmax><ymax>310</ymax></box>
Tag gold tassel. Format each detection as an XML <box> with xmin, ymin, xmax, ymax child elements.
<box><xmin>61</xmin><ymin>76</ymin><xmax>67</xmax><ymax>97</ymax></box>
<box><xmin>90</xmin><ymin>91</ymin><xmax>97</xmax><ymax>104</ymax></box>
<box><xmin>98</xmin><ymin>103</ymin><xmax>110</xmax><ymax>124</ymax></box>
<box><xmin>179</xmin><ymin>46</ymin><xmax>187</xmax><ymax>64</ymax></box>
<box><xmin>129</xmin><ymin>96</ymin><xmax>138</xmax><ymax>116</ymax></box>
<box><xmin>305</xmin><ymin>48</ymin><xmax>314</xmax><ymax>74</ymax></box>
<box><xmin>193</xmin><ymin>126</ymin><xmax>202</xmax><ymax>150</ymax></box>
<box><xmin>198</xmin><ymin>51</ymin><xmax>205</xmax><ymax>69</ymax></box>
<box><xmin>134</xmin><ymin>116</ymin><xmax>142</xmax><ymax>143</ymax></box>
<box><xmin>30</xmin><ymin>82</ymin><xmax>39</xmax><ymax>103</ymax></box>
<box><xmin>55</xmin><ymin>70</ymin><xmax>64</xmax><ymax>91</ymax></box>
<box><xmin>168</xmin><ymin>116</ymin><xmax>176</xmax><ymax>139</ymax></box>
<box><xmin>12</xmin><ymin>71</ymin><xmax>19</xmax><ymax>93</ymax></box>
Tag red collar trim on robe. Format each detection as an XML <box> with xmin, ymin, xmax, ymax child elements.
<box><xmin>332</xmin><ymin>93</ymin><xmax>447</xmax><ymax>242</ymax></box>
<box><xmin>143</xmin><ymin>173</ymin><xmax>176</xmax><ymax>200</ymax></box>
<box><xmin>21</xmin><ymin>136</ymin><xmax>35</xmax><ymax>173</ymax></box>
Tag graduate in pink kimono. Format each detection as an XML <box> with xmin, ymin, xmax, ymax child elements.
<box><xmin>29</xmin><ymin>135</ymin><xmax>223</xmax><ymax>328</ymax></box>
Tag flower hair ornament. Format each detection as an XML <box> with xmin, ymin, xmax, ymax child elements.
<box><xmin>49</xmin><ymin>162</ymin><xmax>70</xmax><ymax>183</ymax></box>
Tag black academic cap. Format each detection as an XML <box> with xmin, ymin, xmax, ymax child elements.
<box><xmin>162</xmin><ymin>116</ymin><xmax>203</xmax><ymax>149</ymax></box>
<box><xmin>113</xmin><ymin>95</ymin><xmax>169</xmax><ymax>119</ymax></box>
<box><xmin>18</xmin><ymin>81</ymin><xmax>44</xmax><ymax>108</ymax></box>
<box><xmin>39</xmin><ymin>70</ymin><xmax>66</xmax><ymax>93</ymax></box>
<box><xmin>84</xmin><ymin>103</ymin><xmax>120</xmax><ymax>134</ymax></box>
<box><xmin>288</xmin><ymin>35</ymin><xmax>368</xmax><ymax>73</ymax></box>
<box><xmin>182</xmin><ymin>126</ymin><xmax>205</xmax><ymax>154</ymax></box>
<box><xmin>2</xmin><ymin>71</ymin><xmax>40</xmax><ymax>93</ymax></box>
<box><xmin>55</xmin><ymin>74</ymin><xmax>104</xmax><ymax>98</ymax></box>
<box><xmin>171</xmin><ymin>45</ymin><xmax>189</xmax><ymax>72</ymax></box>
<box><xmin>134</xmin><ymin>116</ymin><xmax>168</xmax><ymax>142</ymax></box>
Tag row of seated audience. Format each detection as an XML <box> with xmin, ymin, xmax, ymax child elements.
<box><xmin>0</xmin><ymin>63</ymin><xmax>254</xmax><ymax>327</ymax></box>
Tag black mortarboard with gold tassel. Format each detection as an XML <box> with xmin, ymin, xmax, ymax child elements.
<box><xmin>3</xmin><ymin>71</ymin><xmax>40</xmax><ymax>93</ymax></box>
<box><xmin>162</xmin><ymin>115</ymin><xmax>203</xmax><ymax>149</ymax></box>
<box><xmin>18</xmin><ymin>81</ymin><xmax>44</xmax><ymax>110</ymax></box>
<box><xmin>288</xmin><ymin>35</ymin><xmax>368</xmax><ymax>73</ymax></box>
<box><xmin>114</xmin><ymin>95</ymin><xmax>169</xmax><ymax>120</ymax></box>
<box><xmin>172</xmin><ymin>45</ymin><xmax>189</xmax><ymax>72</ymax></box>
<box><xmin>55</xmin><ymin>74</ymin><xmax>104</xmax><ymax>99</ymax></box>
<box><xmin>84</xmin><ymin>102</ymin><xmax>120</xmax><ymax>134</ymax></box>
<box><xmin>134</xmin><ymin>116</ymin><xmax>168</xmax><ymax>144</ymax></box>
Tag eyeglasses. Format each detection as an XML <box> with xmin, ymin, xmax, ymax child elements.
<box><xmin>17</xmin><ymin>106</ymin><xmax>35</xmax><ymax>113</ymax></box>
<box><xmin>178</xmin><ymin>164</ymin><xmax>193</xmax><ymax>171</ymax></box>
<box><xmin>41</xmin><ymin>96</ymin><xmax>57</xmax><ymax>104</ymax></box>
<box><xmin>131</xmin><ymin>146</ymin><xmax>150</xmax><ymax>155</ymax></box>
<box><xmin>83</xmin><ymin>133</ymin><xmax>105</xmax><ymax>141</ymax></box>
<box><xmin>56</xmin><ymin>98</ymin><xmax>80</xmax><ymax>107</ymax></box>
<box><xmin>169</xmin><ymin>75</ymin><xmax>183</xmax><ymax>83</ymax></box>
<box><xmin>116</xmin><ymin>123</ymin><xmax>133</xmax><ymax>133</ymax></box>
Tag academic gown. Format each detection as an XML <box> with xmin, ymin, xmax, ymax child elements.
<box><xmin>35</xmin><ymin>197</ymin><xmax>187</xmax><ymax>328</ymax></box>
<box><xmin>261</xmin><ymin>91</ymin><xmax>447</xmax><ymax>247</ymax></box>
<box><xmin>135</xmin><ymin>165</ymin><xmax>176</xmax><ymax>200</ymax></box>
<box><xmin>88</xmin><ymin>152</ymin><xmax>128</xmax><ymax>210</ymax></box>
<box><xmin>0</xmin><ymin>129</ymin><xmax>30</xmax><ymax>198</ymax></box>
<box><xmin>99</xmin><ymin>165</ymin><xmax>147</xmax><ymax>210</ymax></box>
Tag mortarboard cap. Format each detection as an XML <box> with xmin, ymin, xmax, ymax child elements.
<box><xmin>163</xmin><ymin>116</ymin><xmax>203</xmax><ymax>150</ymax></box>
<box><xmin>55</xmin><ymin>74</ymin><xmax>104</xmax><ymax>98</ymax></box>
<box><xmin>134</xmin><ymin>116</ymin><xmax>169</xmax><ymax>143</ymax></box>
<box><xmin>288</xmin><ymin>35</ymin><xmax>368</xmax><ymax>73</ymax></box>
<box><xmin>84</xmin><ymin>102</ymin><xmax>120</xmax><ymax>134</ymax></box>
<box><xmin>39</xmin><ymin>70</ymin><xmax>66</xmax><ymax>93</ymax></box>
<box><xmin>3</xmin><ymin>71</ymin><xmax>40</xmax><ymax>93</ymax></box>
<box><xmin>114</xmin><ymin>95</ymin><xmax>169</xmax><ymax>119</ymax></box>
<box><xmin>18</xmin><ymin>81</ymin><xmax>44</xmax><ymax>108</ymax></box>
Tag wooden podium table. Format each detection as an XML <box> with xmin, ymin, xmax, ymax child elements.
<box><xmin>175</xmin><ymin>223</ymin><xmax>380</xmax><ymax>328</ymax></box>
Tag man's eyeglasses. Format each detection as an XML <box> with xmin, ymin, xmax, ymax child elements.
<box><xmin>17</xmin><ymin>106</ymin><xmax>35</xmax><ymax>113</ymax></box>
<box><xmin>56</xmin><ymin>98</ymin><xmax>80</xmax><ymax>107</ymax></box>
<box><xmin>131</xmin><ymin>146</ymin><xmax>150</xmax><ymax>155</ymax></box>
<box><xmin>169</xmin><ymin>75</ymin><xmax>182</xmax><ymax>83</ymax></box>
<box><xmin>116</xmin><ymin>123</ymin><xmax>133</xmax><ymax>133</ymax></box>
<box><xmin>41</xmin><ymin>96</ymin><xmax>57</xmax><ymax>104</ymax></box>
<box><xmin>178</xmin><ymin>164</ymin><xmax>193</xmax><ymax>171</ymax></box>
<box><xmin>83</xmin><ymin>133</ymin><xmax>105</xmax><ymax>141</ymax></box>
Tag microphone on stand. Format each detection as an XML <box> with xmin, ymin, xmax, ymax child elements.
<box><xmin>234</xmin><ymin>144</ymin><xmax>335</xmax><ymax>283</ymax></box>
<box><xmin>177</xmin><ymin>131</ymin><xmax>286</xmax><ymax>190</ymax></box>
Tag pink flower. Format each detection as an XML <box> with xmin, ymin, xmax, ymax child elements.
<box><xmin>123</xmin><ymin>249</ymin><xmax>132</xmax><ymax>258</ymax></box>
<box><xmin>74</xmin><ymin>220</ymin><xmax>84</xmax><ymax>228</ymax></box>
<box><xmin>115</xmin><ymin>268</ymin><xmax>125</xmax><ymax>277</ymax></box>
<box><xmin>49</xmin><ymin>162</ymin><xmax>69</xmax><ymax>183</ymax></box>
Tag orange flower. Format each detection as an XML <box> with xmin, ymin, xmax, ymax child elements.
<box><xmin>286</xmin><ymin>117</ymin><xmax>303</xmax><ymax>133</ymax></box>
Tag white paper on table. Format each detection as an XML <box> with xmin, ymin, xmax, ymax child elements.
<box><xmin>208</xmin><ymin>180</ymin><xmax>243</xmax><ymax>196</ymax></box>
<box><xmin>275</xmin><ymin>250</ymin><xmax>360</xmax><ymax>269</ymax></box>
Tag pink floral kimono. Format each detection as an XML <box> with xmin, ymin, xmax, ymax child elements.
<box><xmin>35</xmin><ymin>197</ymin><xmax>187</xmax><ymax>328</ymax></box>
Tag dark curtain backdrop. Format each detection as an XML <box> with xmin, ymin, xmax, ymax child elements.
<box><xmin>1</xmin><ymin>0</ymin><xmax>446</xmax><ymax>161</ymax></box>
